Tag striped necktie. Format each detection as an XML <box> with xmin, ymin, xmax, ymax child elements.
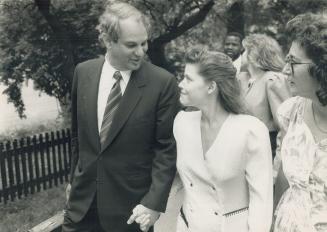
<box><xmin>100</xmin><ymin>71</ymin><xmax>123</xmax><ymax>146</ymax></box>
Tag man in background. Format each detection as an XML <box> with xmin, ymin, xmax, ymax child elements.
<box><xmin>223</xmin><ymin>32</ymin><xmax>243</xmax><ymax>76</ymax></box>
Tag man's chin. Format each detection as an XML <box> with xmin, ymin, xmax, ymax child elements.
<box><xmin>129</xmin><ymin>62</ymin><xmax>142</xmax><ymax>70</ymax></box>
<box><xmin>225</xmin><ymin>52</ymin><xmax>235</xmax><ymax>59</ymax></box>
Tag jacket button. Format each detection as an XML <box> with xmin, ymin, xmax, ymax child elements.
<box><xmin>214</xmin><ymin>212</ymin><xmax>218</xmax><ymax>215</ymax></box>
<box><xmin>190</xmin><ymin>183</ymin><xmax>193</xmax><ymax>187</ymax></box>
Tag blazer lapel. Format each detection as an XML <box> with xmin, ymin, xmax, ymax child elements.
<box><xmin>84</xmin><ymin>57</ymin><xmax>104</xmax><ymax>151</ymax></box>
<box><xmin>100</xmin><ymin>63</ymin><xmax>147</xmax><ymax>153</ymax></box>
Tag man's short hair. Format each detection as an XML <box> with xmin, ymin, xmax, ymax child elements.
<box><xmin>96</xmin><ymin>2</ymin><xmax>151</xmax><ymax>46</ymax></box>
<box><xmin>225</xmin><ymin>32</ymin><xmax>243</xmax><ymax>42</ymax></box>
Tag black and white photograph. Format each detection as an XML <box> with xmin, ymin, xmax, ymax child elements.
<box><xmin>0</xmin><ymin>0</ymin><xmax>326</xmax><ymax>231</ymax></box>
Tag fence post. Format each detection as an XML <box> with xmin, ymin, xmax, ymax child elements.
<box><xmin>56</xmin><ymin>131</ymin><xmax>64</xmax><ymax>184</ymax></box>
<box><xmin>62</xmin><ymin>129</ymin><xmax>69</xmax><ymax>182</ymax></box>
<box><xmin>51</xmin><ymin>132</ymin><xmax>59</xmax><ymax>186</ymax></box>
<box><xmin>13</xmin><ymin>139</ymin><xmax>22</xmax><ymax>199</ymax></box>
<box><xmin>45</xmin><ymin>133</ymin><xmax>52</xmax><ymax>189</ymax></box>
<box><xmin>0</xmin><ymin>142</ymin><xmax>8</xmax><ymax>203</ymax></box>
<box><xmin>39</xmin><ymin>134</ymin><xmax>47</xmax><ymax>190</ymax></box>
<box><xmin>20</xmin><ymin>138</ymin><xmax>28</xmax><ymax>197</ymax></box>
<box><xmin>26</xmin><ymin>136</ymin><xmax>35</xmax><ymax>194</ymax></box>
<box><xmin>6</xmin><ymin>141</ymin><xmax>16</xmax><ymax>201</ymax></box>
<box><xmin>32</xmin><ymin>135</ymin><xmax>41</xmax><ymax>192</ymax></box>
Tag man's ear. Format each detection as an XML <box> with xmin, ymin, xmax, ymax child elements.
<box><xmin>104</xmin><ymin>40</ymin><xmax>112</xmax><ymax>50</ymax></box>
<box><xmin>240</xmin><ymin>44</ymin><xmax>245</xmax><ymax>54</ymax></box>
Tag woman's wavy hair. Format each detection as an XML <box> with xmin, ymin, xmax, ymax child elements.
<box><xmin>96</xmin><ymin>2</ymin><xmax>151</xmax><ymax>46</ymax></box>
<box><xmin>286</xmin><ymin>12</ymin><xmax>327</xmax><ymax>106</ymax></box>
<box><xmin>242</xmin><ymin>34</ymin><xmax>285</xmax><ymax>72</ymax></box>
<box><xmin>184</xmin><ymin>47</ymin><xmax>245</xmax><ymax>114</ymax></box>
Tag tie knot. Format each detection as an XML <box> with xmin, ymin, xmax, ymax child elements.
<box><xmin>113</xmin><ymin>71</ymin><xmax>122</xmax><ymax>82</ymax></box>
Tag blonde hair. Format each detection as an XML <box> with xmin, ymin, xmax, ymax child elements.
<box><xmin>242</xmin><ymin>34</ymin><xmax>285</xmax><ymax>72</ymax></box>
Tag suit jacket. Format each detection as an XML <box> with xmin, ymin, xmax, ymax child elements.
<box><xmin>66</xmin><ymin>56</ymin><xmax>180</xmax><ymax>231</ymax></box>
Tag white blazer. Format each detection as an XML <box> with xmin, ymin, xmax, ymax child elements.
<box><xmin>174</xmin><ymin>111</ymin><xmax>273</xmax><ymax>232</ymax></box>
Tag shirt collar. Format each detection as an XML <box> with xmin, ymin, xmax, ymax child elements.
<box><xmin>104</xmin><ymin>54</ymin><xmax>132</xmax><ymax>83</ymax></box>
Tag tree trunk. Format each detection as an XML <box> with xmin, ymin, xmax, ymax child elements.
<box><xmin>34</xmin><ymin>0</ymin><xmax>75</xmax><ymax>126</ymax></box>
<box><xmin>34</xmin><ymin>0</ymin><xmax>76</xmax><ymax>96</ymax></box>
<box><xmin>148</xmin><ymin>42</ymin><xmax>173</xmax><ymax>73</ymax></box>
<box><xmin>226</xmin><ymin>1</ymin><xmax>244</xmax><ymax>35</ymax></box>
<box><xmin>147</xmin><ymin>0</ymin><xmax>215</xmax><ymax>73</ymax></box>
<box><xmin>57</xmin><ymin>94</ymin><xmax>71</xmax><ymax>128</ymax></box>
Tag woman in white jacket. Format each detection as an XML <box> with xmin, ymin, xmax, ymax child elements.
<box><xmin>174</xmin><ymin>47</ymin><xmax>273</xmax><ymax>232</ymax></box>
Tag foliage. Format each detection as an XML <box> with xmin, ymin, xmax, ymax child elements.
<box><xmin>166</xmin><ymin>2</ymin><xmax>229</xmax><ymax>79</ymax></box>
<box><xmin>243</xmin><ymin>0</ymin><xmax>327</xmax><ymax>51</ymax></box>
<box><xmin>0</xmin><ymin>0</ymin><xmax>217</xmax><ymax>118</ymax></box>
<box><xmin>1</xmin><ymin>0</ymin><xmax>326</xmax><ymax>118</ymax></box>
<box><xmin>0</xmin><ymin>0</ymin><xmax>106</xmax><ymax>118</ymax></box>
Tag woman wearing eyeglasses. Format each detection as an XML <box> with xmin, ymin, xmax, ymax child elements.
<box><xmin>241</xmin><ymin>34</ymin><xmax>291</xmax><ymax>159</ymax></box>
<box><xmin>273</xmin><ymin>13</ymin><xmax>327</xmax><ymax>232</ymax></box>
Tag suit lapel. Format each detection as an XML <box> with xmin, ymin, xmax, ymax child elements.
<box><xmin>100</xmin><ymin>63</ymin><xmax>147</xmax><ymax>153</ymax></box>
<box><xmin>84</xmin><ymin>57</ymin><xmax>104</xmax><ymax>151</ymax></box>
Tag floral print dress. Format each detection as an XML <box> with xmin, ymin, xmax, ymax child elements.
<box><xmin>273</xmin><ymin>97</ymin><xmax>327</xmax><ymax>232</ymax></box>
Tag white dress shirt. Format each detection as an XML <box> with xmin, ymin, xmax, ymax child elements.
<box><xmin>97</xmin><ymin>56</ymin><xmax>131</xmax><ymax>133</ymax></box>
<box><xmin>233</xmin><ymin>55</ymin><xmax>242</xmax><ymax>77</ymax></box>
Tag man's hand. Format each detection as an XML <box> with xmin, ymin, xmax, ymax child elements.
<box><xmin>65</xmin><ymin>183</ymin><xmax>71</xmax><ymax>203</ymax></box>
<box><xmin>127</xmin><ymin>204</ymin><xmax>160</xmax><ymax>231</ymax></box>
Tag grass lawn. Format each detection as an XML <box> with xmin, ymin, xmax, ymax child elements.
<box><xmin>0</xmin><ymin>184</ymin><xmax>66</xmax><ymax>232</ymax></box>
<box><xmin>0</xmin><ymin>177</ymin><xmax>183</xmax><ymax>232</ymax></box>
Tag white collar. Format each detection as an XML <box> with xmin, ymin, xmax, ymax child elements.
<box><xmin>104</xmin><ymin>54</ymin><xmax>132</xmax><ymax>83</ymax></box>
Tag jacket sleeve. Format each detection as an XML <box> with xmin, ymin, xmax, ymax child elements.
<box><xmin>245</xmin><ymin>121</ymin><xmax>273</xmax><ymax>232</ymax></box>
<box><xmin>140</xmin><ymin>75</ymin><xmax>180</xmax><ymax>212</ymax></box>
<box><xmin>69</xmin><ymin>64</ymin><xmax>79</xmax><ymax>183</ymax></box>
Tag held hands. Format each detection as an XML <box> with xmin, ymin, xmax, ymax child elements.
<box><xmin>65</xmin><ymin>183</ymin><xmax>71</xmax><ymax>203</ymax></box>
<box><xmin>127</xmin><ymin>204</ymin><xmax>160</xmax><ymax>231</ymax></box>
<box><xmin>63</xmin><ymin>183</ymin><xmax>72</xmax><ymax>216</ymax></box>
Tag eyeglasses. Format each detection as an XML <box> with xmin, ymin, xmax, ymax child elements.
<box><xmin>285</xmin><ymin>56</ymin><xmax>313</xmax><ymax>75</ymax></box>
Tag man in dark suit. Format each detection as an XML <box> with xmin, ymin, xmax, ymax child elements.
<box><xmin>62</xmin><ymin>2</ymin><xmax>179</xmax><ymax>232</ymax></box>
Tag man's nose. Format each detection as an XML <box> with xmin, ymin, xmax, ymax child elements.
<box><xmin>135</xmin><ymin>46</ymin><xmax>144</xmax><ymax>57</ymax></box>
<box><xmin>178</xmin><ymin>79</ymin><xmax>184</xmax><ymax>89</ymax></box>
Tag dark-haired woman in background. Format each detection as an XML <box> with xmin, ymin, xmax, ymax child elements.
<box><xmin>174</xmin><ymin>47</ymin><xmax>273</xmax><ymax>231</ymax></box>
<box><xmin>273</xmin><ymin>13</ymin><xmax>327</xmax><ymax>232</ymax></box>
